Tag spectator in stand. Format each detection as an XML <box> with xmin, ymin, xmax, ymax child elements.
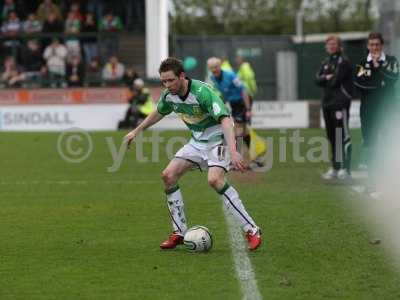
<box><xmin>23</xmin><ymin>13</ymin><xmax>43</xmax><ymax>34</ymax></box>
<box><xmin>81</xmin><ymin>12</ymin><xmax>98</xmax><ymax>64</ymax></box>
<box><xmin>42</xmin><ymin>12</ymin><xmax>64</xmax><ymax>48</ymax></box>
<box><xmin>86</xmin><ymin>0</ymin><xmax>104</xmax><ymax>24</ymax></box>
<box><xmin>99</xmin><ymin>10</ymin><xmax>124</xmax><ymax>32</ymax></box>
<box><xmin>42</xmin><ymin>11</ymin><xmax>64</xmax><ymax>33</ymax></box>
<box><xmin>43</xmin><ymin>38</ymin><xmax>68</xmax><ymax>87</ymax></box>
<box><xmin>2</xmin><ymin>0</ymin><xmax>17</xmax><ymax>22</ymax></box>
<box><xmin>102</xmin><ymin>55</ymin><xmax>125</xmax><ymax>85</ymax></box>
<box><xmin>65</xmin><ymin>11</ymin><xmax>81</xmax><ymax>34</ymax></box>
<box><xmin>69</xmin><ymin>2</ymin><xmax>84</xmax><ymax>22</ymax></box>
<box><xmin>99</xmin><ymin>10</ymin><xmax>123</xmax><ymax>59</ymax></box>
<box><xmin>123</xmin><ymin>66</ymin><xmax>139</xmax><ymax>86</ymax></box>
<box><xmin>20</xmin><ymin>40</ymin><xmax>43</xmax><ymax>71</ymax></box>
<box><xmin>19</xmin><ymin>39</ymin><xmax>45</xmax><ymax>86</ymax></box>
<box><xmin>0</xmin><ymin>56</ymin><xmax>25</xmax><ymax>87</ymax></box>
<box><xmin>66</xmin><ymin>55</ymin><xmax>85</xmax><ymax>87</ymax></box>
<box><xmin>1</xmin><ymin>10</ymin><xmax>21</xmax><ymax>56</ymax></box>
<box><xmin>64</xmin><ymin>10</ymin><xmax>82</xmax><ymax>60</ymax></box>
<box><xmin>36</xmin><ymin>0</ymin><xmax>62</xmax><ymax>23</ymax></box>
<box><xmin>85</xmin><ymin>56</ymin><xmax>102</xmax><ymax>86</ymax></box>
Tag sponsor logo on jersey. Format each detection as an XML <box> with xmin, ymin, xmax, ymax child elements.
<box><xmin>212</xmin><ymin>103</ymin><xmax>221</xmax><ymax>115</ymax></box>
<box><xmin>357</xmin><ymin>66</ymin><xmax>365</xmax><ymax>77</ymax></box>
<box><xmin>178</xmin><ymin>113</ymin><xmax>207</xmax><ymax>124</ymax></box>
<box><xmin>358</xmin><ymin>66</ymin><xmax>371</xmax><ymax>77</ymax></box>
<box><xmin>193</xmin><ymin>105</ymin><xmax>202</xmax><ymax>116</ymax></box>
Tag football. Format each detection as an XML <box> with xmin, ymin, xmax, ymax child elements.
<box><xmin>183</xmin><ymin>226</ymin><xmax>213</xmax><ymax>252</ymax></box>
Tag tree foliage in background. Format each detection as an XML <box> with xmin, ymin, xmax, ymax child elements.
<box><xmin>170</xmin><ymin>0</ymin><xmax>376</xmax><ymax>35</ymax></box>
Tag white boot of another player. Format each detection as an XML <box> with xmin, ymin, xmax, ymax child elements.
<box><xmin>337</xmin><ymin>169</ymin><xmax>351</xmax><ymax>180</ymax></box>
<box><xmin>321</xmin><ymin>168</ymin><xmax>337</xmax><ymax>180</ymax></box>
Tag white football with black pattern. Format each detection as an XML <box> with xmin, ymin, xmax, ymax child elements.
<box><xmin>183</xmin><ymin>226</ymin><xmax>213</xmax><ymax>252</ymax></box>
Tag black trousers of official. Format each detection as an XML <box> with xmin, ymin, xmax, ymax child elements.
<box><xmin>360</xmin><ymin>99</ymin><xmax>383</xmax><ymax>150</ymax></box>
<box><xmin>359</xmin><ymin>98</ymin><xmax>390</xmax><ymax>184</ymax></box>
<box><xmin>323</xmin><ymin>106</ymin><xmax>352</xmax><ymax>172</ymax></box>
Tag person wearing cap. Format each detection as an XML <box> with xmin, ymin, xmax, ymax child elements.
<box><xmin>118</xmin><ymin>78</ymin><xmax>154</xmax><ymax>129</ymax></box>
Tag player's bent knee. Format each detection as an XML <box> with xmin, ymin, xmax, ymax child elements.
<box><xmin>161</xmin><ymin>169</ymin><xmax>177</xmax><ymax>186</ymax></box>
<box><xmin>208</xmin><ymin>175</ymin><xmax>224</xmax><ymax>190</ymax></box>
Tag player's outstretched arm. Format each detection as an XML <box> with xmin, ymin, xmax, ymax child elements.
<box><xmin>124</xmin><ymin>111</ymin><xmax>164</xmax><ymax>147</ymax></box>
<box><xmin>220</xmin><ymin>116</ymin><xmax>246</xmax><ymax>172</ymax></box>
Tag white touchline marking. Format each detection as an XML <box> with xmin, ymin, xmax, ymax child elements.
<box><xmin>350</xmin><ymin>170</ymin><xmax>368</xmax><ymax>180</ymax></box>
<box><xmin>319</xmin><ymin>169</ymin><xmax>367</xmax><ymax>195</ymax></box>
<box><xmin>350</xmin><ymin>185</ymin><xmax>366</xmax><ymax>194</ymax></box>
<box><xmin>223</xmin><ymin>207</ymin><xmax>263</xmax><ymax>300</ymax></box>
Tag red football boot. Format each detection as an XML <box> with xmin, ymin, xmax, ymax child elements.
<box><xmin>246</xmin><ymin>229</ymin><xmax>262</xmax><ymax>251</ymax></box>
<box><xmin>160</xmin><ymin>231</ymin><xmax>184</xmax><ymax>249</ymax></box>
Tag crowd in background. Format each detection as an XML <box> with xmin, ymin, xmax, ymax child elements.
<box><xmin>0</xmin><ymin>0</ymin><xmax>145</xmax><ymax>88</ymax></box>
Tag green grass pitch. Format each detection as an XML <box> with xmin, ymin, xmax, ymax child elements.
<box><xmin>0</xmin><ymin>129</ymin><xmax>399</xmax><ymax>299</ymax></box>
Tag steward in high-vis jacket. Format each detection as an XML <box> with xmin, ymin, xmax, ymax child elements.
<box><xmin>118</xmin><ymin>78</ymin><xmax>154</xmax><ymax>129</ymax></box>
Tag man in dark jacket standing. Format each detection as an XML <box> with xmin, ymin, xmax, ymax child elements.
<box><xmin>354</xmin><ymin>32</ymin><xmax>399</xmax><ymax>190</ymax></box>
<box><xmin>316</xmin><ymin>35</ymin><xmax>353</xmax><ymax>180</ymax></box>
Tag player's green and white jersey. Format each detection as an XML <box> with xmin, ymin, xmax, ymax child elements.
<box><xmin>157</xmin><ymin>78</ymin><xmax>229</xmax><ymax>149</ymax></box>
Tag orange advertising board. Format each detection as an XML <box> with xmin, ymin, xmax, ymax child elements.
<box><xmin>0</xmin><ymin>88</ymin><xmax>131</xmax><ymax>105</ymax></box>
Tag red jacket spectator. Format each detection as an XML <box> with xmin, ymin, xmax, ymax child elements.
<box><xmin>69</xmin><ymin>3</ymin><xmax>84</xmax><ymax>22</ymax></box>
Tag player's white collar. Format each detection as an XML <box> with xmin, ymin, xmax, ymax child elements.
<box><xmin>367</xmin><ymin>52</ymin><xmax>386</xmax><ymax>62</ymax></box>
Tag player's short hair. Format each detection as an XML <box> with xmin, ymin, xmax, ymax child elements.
<box><xmin>325</xmin><ymin>34</ymin><xmax>341</xmax><ymax>46</ymax></box>
<box><xmin>207</xmin><ymin>57</ymin><xmax>221</xmax><ymax>68</ymax></box>
<box><xmin>368</xmin><ymin>32</ymin><xmax>384</xmax><ymax>44</ymax></box>
<box><xmin>159</xmin><ymin>57</ymin><xmax>184</xmax><ymax>76</ymax></box>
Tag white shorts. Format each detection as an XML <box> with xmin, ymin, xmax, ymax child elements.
<box><xmin>174</xmin><ymin>143</ymin><xmax>231</xmax><ymax>172</ymax></box>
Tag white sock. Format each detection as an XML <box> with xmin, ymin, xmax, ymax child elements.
<box><xmin>166</xmin><ymin>186</ymin><xmax>187</xmax><ymax>235</ymax></box>
<box><xmin>218</xmin><ymin>183</ymin><xmax>258</xmax><ymax>234</ymax></box>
